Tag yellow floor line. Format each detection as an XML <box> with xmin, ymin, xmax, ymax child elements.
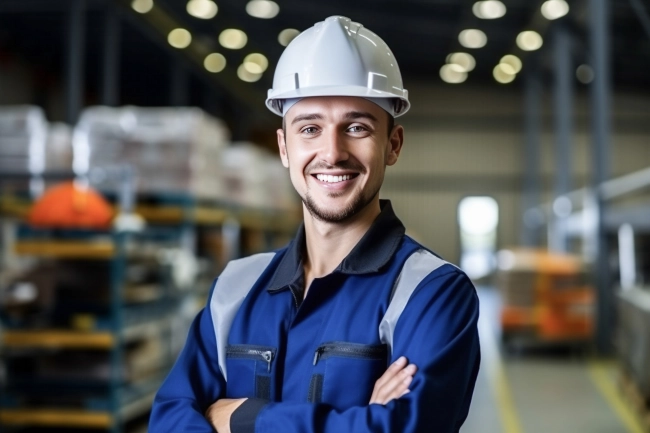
<box><xmin>478</xmin><ymin>314</ymin><xmax>524</xmax><ymax>433</ymax></box>
<box><xmin>587</xmin><ymin>360</ymin><xmax>646</xmax><ymax>433</ymax></box>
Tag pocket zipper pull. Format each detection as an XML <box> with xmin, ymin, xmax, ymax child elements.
<box><xmin>313</xmin><ymin>347</ymin><xmax>323</xmax><ymax>365</ymax></box>
<box><xmin>262</xmin><ymin>350</ymin><xmax>273</xmax><ymax>372</ymax></box>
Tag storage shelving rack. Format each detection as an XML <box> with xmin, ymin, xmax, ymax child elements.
<box><xmin>0</xmin><ymin>229</ymin><xmax>169</xmax><ymax>432</ymax></box>
<box><xmin>0</xmin><ymin>182</ymin><xmax>300</xmax><ymax>433</ymax></box>
<box><xmin>0</xmin><ymin>168</ymin><xmax>179</xmax><ymax>432</ymax></box>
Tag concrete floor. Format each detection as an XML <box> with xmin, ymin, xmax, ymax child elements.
<box><xmin>461</xmin><ymin>287</ymin><xmax>646</xmax><ymax>433</ymax></box>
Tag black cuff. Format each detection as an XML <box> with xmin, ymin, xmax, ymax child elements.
<box><xmin>230</xmin><ymin>398</ymin><xmax>269</xmax><ymax>433</ymax></box>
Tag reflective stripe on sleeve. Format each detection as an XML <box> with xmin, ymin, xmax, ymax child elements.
<box><xmin>379</xmin><ymin>249</ymin><xmax>448</xmax><ymax>355</ymax></box>
<box><xmin>210</xmin><ymin>252</ymin><xmax>276</xmax><ymax>380</ymax></box>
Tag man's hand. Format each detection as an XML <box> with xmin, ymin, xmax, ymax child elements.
<box><xmin>205</xmin><ymin>398</ymin><xmax>247</xmax><ymax>433</ymax></box>
<box><xmin>370</xmin><ymin>356</ymin><xmax>418</xmax><ymax>405</ymax></box>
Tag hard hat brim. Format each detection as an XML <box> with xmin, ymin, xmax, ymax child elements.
<box><xmin>266</xmin><ymin>85</ymin><xmax>410</xmax><ymax>118</ymax></box>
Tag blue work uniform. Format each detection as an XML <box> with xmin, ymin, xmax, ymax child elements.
<box><xmin>150</xmin><ymin>200</ymin><xmax>480</xmax><ymax>433</ymax></box>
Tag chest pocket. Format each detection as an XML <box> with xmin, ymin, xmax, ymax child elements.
<box><xmin>226</xmin><ymin>344</ymin><xmax>276</xmax><ymax>400</ymax></box>
<box><xmin>308</xmin><ymin>341</ymin><xmax>388</xmax><ymax>409</ymax></box>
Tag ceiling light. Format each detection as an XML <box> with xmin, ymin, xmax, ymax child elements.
<box><xmin>541</xmin><ymin>0</ymin><xmax>569</xmax><ymax>20</ymax></box>
<box><xmin>498</xmin><ymin>63</ymin><xmax>516</xmax><ymax>75</ymax></box>
<box><xmin>500</xmin><ymin>55</ymin><xmax>522</xmax><ymax>74</ymax></box>
<box><xmin>237</xmin><ymin>64</ymin><xmax>262</xmax><ymax>82</ymax></box>
<box><xmin>516</xmin><ymin>31</ymin><xmax>543</xmax><ymax>51</ymax></box>
<box><xmin>446</xmin><ymin>52</ymin><xmax>476</xmax><ymax>73</ymax></box>
<box><xmin>219</xmin><ymin>29</ymin><xmax>247</xmax><ymax>49</ymax></box>
<box><xmin>472</xmin><ymin>1</ymin><xmax>506</xmax><ymax>19</ymax></box>
<box><xmin>440</xmin><ymin>64</ymin><xmax>468</xmax><ymax>84</ymax></box>
<box><xmin>243</xmin><ymin>53</ymin><xmax>268</xmax><ymax>74</ymax></box>
<box><xmin>246</xmin><ymin>0</ymin><xmax>279</xmax><ymax>19</ymax></box>
<box><xmin>187</xmin><ymin>0</ymin><xmax>218</xmax><ymax>19</ymax></box>
<box><xmin>278</xmin><ymin>28</ymin><xmax>300</xmax><ymax>46</ymax></box>
<box><xmin>168</xmin><ymin>28</ymin><xmax>192</xmax><ymax>49</ymax></box>
<box><xmin>204</xmin><ymin>53</ymin><xmax>226</xmax><ymax>73</ymax></box>
<box><xmin>576</xmin><ymin>64</ymin><xmax>594</xmax><ymax>83</ymax></box>
<box><xmin>459</xmin><ymin>29</ymin><xmax>487</xmax><ymax>49</ymax></box>
<box><xmin>131</xmin><ymin>0</ymin><xmax>153</xmax><ymax>13</ymax></box>
<box><xmin>493</xmin><ymin>64</ymin><xmax>516</xmax><ymax>83</ymax></box>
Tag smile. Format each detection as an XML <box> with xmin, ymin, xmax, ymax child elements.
<box><xmin>315</xmin><ymin>174</ymin><xmax>354</xmax><ymax>183</ymax></box>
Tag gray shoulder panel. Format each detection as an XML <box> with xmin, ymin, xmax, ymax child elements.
<box><xmin>210</xmin><ymin>252</ymin><xmax>276</xmax><ymax>380</ymax></box>
<box><xmin>379</xmin><ymin>249</ymin><xmax>448</xmax><ymax>355</ymax></box>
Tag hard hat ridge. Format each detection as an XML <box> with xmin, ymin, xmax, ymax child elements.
<box><xmin>266</xmin><ymin>16</ymin><xmax>410</xmax><ymax>117</ymax></box>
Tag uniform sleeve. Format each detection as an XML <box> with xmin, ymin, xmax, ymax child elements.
<box><xmin>149</xmin><ymin>283</ymin><xmax>226</xmax><ymax>432</ymax></box>
<box><xmin>231</xmin><ymin>269</ymin><xmax>480</xmax><ymax>433</ymax></box>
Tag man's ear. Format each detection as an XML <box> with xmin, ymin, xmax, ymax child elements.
<box><xmin>386</xmin><ymin>124</ymin><xmax>404</xmax><ymax>166</ymax></box>
<box><xmin>277</xmin><ymin>128</ymin><xmax>289</xmax><ymax>168</ymax></box>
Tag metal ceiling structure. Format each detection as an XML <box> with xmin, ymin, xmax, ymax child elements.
<box><xmin>0</xmin><ymin>0</ymin><xmax>649</xmax><ymax>136</ymax></box>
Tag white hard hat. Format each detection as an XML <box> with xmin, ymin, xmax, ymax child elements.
<box><xmin>266</xmin><ymin>16</ymin><xmax>410</xmax><ymax>118</ymax></box>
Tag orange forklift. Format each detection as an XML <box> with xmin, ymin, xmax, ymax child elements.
<box><xmin>497</xmin><ymin>249</ymin><xmax>595</xmax><ymax>347</ymax></box>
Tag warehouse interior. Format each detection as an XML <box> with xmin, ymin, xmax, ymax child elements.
<box><xmin>0</xmin><ymin>0</ymin><xmax>649</xmax><ymax>431</ymax></box>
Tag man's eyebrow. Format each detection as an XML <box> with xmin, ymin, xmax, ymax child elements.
<box><xmin>291</xmin><ymin>113</ymin><xmax>324</xmax><ymax>125</ymax></box>
<box><xmin>344</xmin><ymin>111</ymin><xmax>379</xmax><ymax>122</ymax></box>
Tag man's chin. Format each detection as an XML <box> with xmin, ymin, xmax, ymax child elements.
<box><xmin>303</xmin><ymin>204</ymin><xmax>352</xmax><ymax>223</ymax></box>
<box><xmin>302</xmin><ymin>193</ymin><xmax>369</xmax><ymax>224</ymax></box>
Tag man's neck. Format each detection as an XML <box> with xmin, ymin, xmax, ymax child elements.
<box><xmin>302</xmin><ymin>199</ymin><xmax>381</xmax><ymax>295</ymax></box>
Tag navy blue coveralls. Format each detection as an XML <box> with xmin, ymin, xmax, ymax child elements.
<box><xmin>150</xmin><ymin>201</ymin><xmax>480</xmax><ymax>433</ymax></box>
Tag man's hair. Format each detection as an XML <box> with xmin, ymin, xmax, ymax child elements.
<box><xmin>282</xmin><ymin>112</ymin><xmax>395</xmax><ymax>139</ymax></box>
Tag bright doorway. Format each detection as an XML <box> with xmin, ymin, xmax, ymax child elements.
<box><xmin>458</xmin><ymin>196</ymin><xmax>499</xmax><ymax>280</ymax></box>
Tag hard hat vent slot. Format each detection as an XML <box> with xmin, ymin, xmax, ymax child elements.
<box><xmin>278</xmin><ymin>73</ymin><xmax>300</xmax><ymax>90</ymax></box>
<box><xmin>367</xmin><ymin>73</ymin><xmax>388</xmax><ymax>91</ymax></box>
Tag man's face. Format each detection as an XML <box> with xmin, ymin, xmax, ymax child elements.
<box><xmin>277</xmin><ymin>96</ymin><xmax>403</xmax><ymax>223</ymax></box>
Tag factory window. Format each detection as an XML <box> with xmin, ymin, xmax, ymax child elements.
<box><xmin>458</xmin><ymin>196</ymin><xmax>499</xmax><ymax>280</ymax></box>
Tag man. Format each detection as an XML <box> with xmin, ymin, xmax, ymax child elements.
<box><xmin>150</xmin><ymin>15</ymin><xmax>480</xmax><ymax>433</ymax></box>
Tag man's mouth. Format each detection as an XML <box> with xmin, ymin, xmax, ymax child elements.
<box><xmin>314</xmin><ymin>174</ymin><xmax>358</xmax><ymax>183</ymax></box>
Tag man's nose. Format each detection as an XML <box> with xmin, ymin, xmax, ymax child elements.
<box><xmin>320</xmin><ymin>130</ymin><xmax>349</xmax><ymax>164</ymax></box>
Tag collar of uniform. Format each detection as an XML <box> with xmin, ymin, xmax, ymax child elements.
<box><xmin>267</xmin><ymin>200</ymin><xmax>405</xmax><ymax>291</ymax></box>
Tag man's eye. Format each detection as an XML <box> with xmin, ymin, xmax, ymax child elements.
<box><xmin>301</xmin><ymin>127</ymin><xmax>318</xmax><ymax>134</ymax></box>
<box><xmin>348</xmin><ymin>125</ymin><xmax>368</xmax><ymax>133</ymax></box>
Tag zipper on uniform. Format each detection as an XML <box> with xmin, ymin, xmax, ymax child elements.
<box><xmin>261</xmin><ymin>350</ymin><xmax>273</xmax><ymax>372</ymax></box>
<box><xmin>313</xmin><ymin>347</ymin><xmax>323</xmax><ymax>365</ymax></box>
<box><xmin>227</xmin><ymin>346</ymin><xmax>276</xmax><ymax>372</ymax></box>
<box><xmin>312</xmin><ymin>342</ymin><xmax>387</xmax><ymax>366</ymax></box>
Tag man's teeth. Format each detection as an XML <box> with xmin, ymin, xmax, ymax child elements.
<box><xmin>316</xmin><ymin>174</ymin><xmax>352</xmax><ymax>183</ymax></box>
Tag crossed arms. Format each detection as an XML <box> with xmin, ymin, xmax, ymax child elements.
<box><xmin>206</xmin><ymin>355</ymin><xmax>418</xmax><ymax>432</ymax></box>
<box><xmin>150</xmin><ymin>270</ymin><xmax>480</xmax><ymax>433</ymax></box>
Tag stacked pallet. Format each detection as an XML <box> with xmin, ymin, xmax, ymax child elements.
<box><xmin>0</xmin><ymin>105</ymin><xmax>47</xmax><ymax>176</ymax></box>
<box><xmin>72</xmin><ymin>106</ymin><xmax>229</xmax><ymax>201</ymax></box>
<box><xmin>221</xmin><ymin>142</ymin><xmax>296</xmax><ymax>211</ymax></box>
<box><xmin>617</xmin><ymin>286</ymin><xmax>650</xmax><ymax>412</ymax></box>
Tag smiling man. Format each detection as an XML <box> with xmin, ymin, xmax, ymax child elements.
<box><xmin>150</xmin><ymin>16</ymin><xmax>480</xmax><ymax>433</ymax></box>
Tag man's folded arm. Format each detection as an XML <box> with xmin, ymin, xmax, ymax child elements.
<box><xmin>150</xmin><ymin>289</ymin><xmax>226</xmax><ymax>432</ymax></box>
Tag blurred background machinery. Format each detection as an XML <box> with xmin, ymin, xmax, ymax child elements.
<box><xmin>0</xmin><ymin>0</ymin><xmax>649</xmax><ymax>432</ymax></box>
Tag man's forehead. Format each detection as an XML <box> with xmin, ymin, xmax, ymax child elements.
<box><xmin>286</xmin><ymin>96</ymin><xmax>383</xmax><ymax>121</ymax></box>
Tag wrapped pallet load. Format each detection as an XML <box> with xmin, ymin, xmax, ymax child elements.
<box><xmin>44</xmin><ymin>122</ymin><xmax>73</xmax><ymax>172</ymax></box>
<box><xmin>72</xmin><ymin>106</ymin><xmax>229</xmax><ymax>200</ymax></box>
<box><xmin>221</xmin><ymin>141</ymin><xmax>296</xmax><ymax>210</ymax></box>
<box><xmin>0</xmin><ymin>106</ymin><xmax>47</xmax><ymax>192</ymax></box>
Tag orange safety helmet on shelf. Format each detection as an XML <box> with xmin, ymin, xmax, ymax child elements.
<box><xmin>27</xmin><ymin>181</ymin><xmax>113</xmax><ymax>229</ymax></box>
